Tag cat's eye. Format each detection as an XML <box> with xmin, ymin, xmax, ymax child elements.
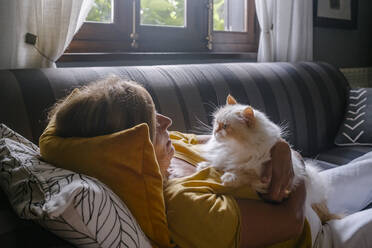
<box><xmin>216</xmin><ymin>122</ymin><xmax>228</xmax><ymax>132</ymax></box>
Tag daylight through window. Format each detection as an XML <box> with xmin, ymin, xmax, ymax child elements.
<box><xmin>213</xmin><ymin>0</ymin><xmax>246</xmax><ymax>32</ymax></box>
<box><xmin>86</xmin><ymin>0</ymin><xmax>113</xmax><ymax>23</ymax></box>
<box><xmin>68</xmin><ymin>0</ymin><xmax>257</xmax><ymax>53</ymax></box>
<box><xmin>140</xmin><ymin>0</ymin><xmax>186</xmax><ymax>27</ymax></box>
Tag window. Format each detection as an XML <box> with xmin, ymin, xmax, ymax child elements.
<box><xmin>214</xmin><ymin>0</ymin><xmax>246</xmax><ymax>32</ymax></box>
<box><xmin>67</xmin><ymin>0</ymin><xmax>257</xmax><ymax>53</ymax></box>
<box><xmin>86</xmin><ymin>0</ymin><xmax>114</xmax><ymax>23</ymax></box>
<box><xmin>140</xmin><ymin>0</ymin><xmax>185</xmax><ymax>27</ymax></box>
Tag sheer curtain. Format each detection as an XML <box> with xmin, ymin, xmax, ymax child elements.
<box><xmin>255</xmin><ymin>0</ymin><xmax>275</xmax><ymax>62</ymax></box>
<box><xmin>0</xmin><ymin>0</ymin><xmax>93</xmax><ymax>69</ymax></box>
<box><xmin>255</xmin><ymin>0</ymin><xmax>313</xmax><ymax>62</ymax></box>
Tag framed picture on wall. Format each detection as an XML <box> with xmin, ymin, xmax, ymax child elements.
<box><xmin>314</xmin><ymin>0</ymin><xmax>358</xmax><ymax>29</ymax></box>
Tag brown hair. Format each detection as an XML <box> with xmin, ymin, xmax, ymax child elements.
<box><xmin>49</xmin><ymin>76</ymin><xmax>156</xmax><ymax>140</ymax></box>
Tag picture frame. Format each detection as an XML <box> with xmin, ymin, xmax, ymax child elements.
<box><xmin>313</xmin><ymin>0</ymin><xmax>358</xmax><ymax>29</ymax></box>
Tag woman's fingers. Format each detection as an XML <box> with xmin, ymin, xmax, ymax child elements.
<box><xmin>259</xmin><ymin>140</ymin><xmax>296</xmax><ymax>202</ymax></box>
<box><xmin>267</xmin><ymin>140</ymin><xmax>293</xmax><ymax>202</ymax></box>
<box><xmin>261</xmin><ymin>160</ymin><xmax>272</xmax><ymax>183</ymax></box>
<box><xmin>279</xmin><ymin>171</ymin><xmax>293</xmax><ymax>199</ymax></box>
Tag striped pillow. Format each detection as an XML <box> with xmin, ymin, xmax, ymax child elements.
<box><xmin>0</xmin><ymin>124</ymin><xmax>151</xmax><ymax>248</ymax></box>
<box><xmin>335</xmin><ymin>88</ymin><xmax>372</xmax><ymax>146</ymax></box>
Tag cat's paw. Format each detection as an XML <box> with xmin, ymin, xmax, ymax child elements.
<box><xmin>252</xmin><ymin>181</ymin><xmax>269</xmax><ymax>194</ymax></box>
<box><xmin>196</xmin><ymin>161</ymin><xmax>210</xmax><ymax>171</ymax></box>
<box><xmin>255</xmin><ymin>186</ymin><xmax>269</xmax><ymax>194</ymax></box>
<box><xmin>221</xmin><ymin>172</ymin><xmax>238</xmax><ymax>187</ymax></box>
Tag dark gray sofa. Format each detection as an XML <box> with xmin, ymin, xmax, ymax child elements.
<box><xmin>0</xmin><ymin>62</ymin><xmax>370</xmax><ymax>247</ymax></box>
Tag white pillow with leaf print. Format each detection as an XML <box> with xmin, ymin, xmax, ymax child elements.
<box><xmin>0</xmin><ymin>123</ymin><xmax>151</xmax><ymax>248</ymax></box>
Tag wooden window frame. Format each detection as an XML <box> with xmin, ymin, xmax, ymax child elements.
<box><xmin>66</xmin><ymin>0</ymin><xmax>258</xmax><ymax>54</ymax></box>
<box><xmin>213</xmin><ymin>0</ymin><xmax>258</xmax><ymax>52</ymax></box>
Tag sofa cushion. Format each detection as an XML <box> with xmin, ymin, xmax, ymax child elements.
<box><xmin>0</xmin><ymin>62</ymin><xmax>349</xmax><ymax>157</ymax></box>
<box><xmin>315</xmin><ymin>146</ymin><xmax>372</xmax><ymax>166</ymax></box>
<box><xmin>0</xmin><ymin>124</ymin><xmax>151</xmax><ymax>248</ymax></box>
<box><xmin>308</xmin><ymin>159</ymin><xmax>339</xmax><ymax>171</ymax></box>
<box><xmin>335</xmin><ymin>88</ymin><xmax>372</xmax><ymax>146</ymax></box>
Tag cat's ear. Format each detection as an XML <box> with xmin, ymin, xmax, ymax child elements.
<box><xmin>242</xmin><ymin>106</ymin><xmax>255</xmax><ymax>126</ymax></box>
<box><xmin>226</xmin><ymin>94</ymin><xmax>237</xmax><ymax>105</ymax></box>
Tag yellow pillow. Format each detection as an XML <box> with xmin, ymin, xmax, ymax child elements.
<box><xmin>39</xmin><ymin>120</ymin><xmax>173</xmax><ymax>248</ymax></box>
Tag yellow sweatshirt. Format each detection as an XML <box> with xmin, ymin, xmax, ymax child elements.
<box><xmin>165</xmin><ymin>131</ymin><xmax>312</xmax><ymax>248</ymax></box>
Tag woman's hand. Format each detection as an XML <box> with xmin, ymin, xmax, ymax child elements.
<box><xmin>260</xmin><ymin>140</ymin><xmax>295</xmax><ymax>202</ymax></box>
<box><xmin>238</xmin><ymin>179</ymin><xmax>306</xmax><ymax>247</ymax></box>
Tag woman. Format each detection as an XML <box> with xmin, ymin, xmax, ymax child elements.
<box><xmin>157</xmin><ymin>114</ymin><xmax>308</xmax><ymax>248</ymax></box>
<box><xmin>41</xmin><ymin>76</ymin><xmax>372</xmax><ymax>248</ymax></box>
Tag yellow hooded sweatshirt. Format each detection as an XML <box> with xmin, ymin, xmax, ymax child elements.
<box><xmin>164</xmin><ymin>131</ymin><xmax>311</xmax><ymax>248</ymax></box>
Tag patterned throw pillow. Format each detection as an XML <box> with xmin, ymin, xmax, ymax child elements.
<box><xmin>335</xmin><ymin>88</ymin><xmax>372</xmax><ymax>146</ymax></box>
<box><xmin>0</xmin><ymin>124</ymin><xmax>151</xmax><ymax>248</ymax></box>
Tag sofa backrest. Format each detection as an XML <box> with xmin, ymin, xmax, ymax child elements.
<box><xmin>0</xmin><ymin>62</ymin><xmax>349</xmax><ymax>157</ymax></box>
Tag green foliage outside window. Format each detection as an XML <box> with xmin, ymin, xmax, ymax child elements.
<box><xmin>140</xmin><ymin>0</ymin><xmax>185</xmax><ymax>27</ymax></box>
<box><xmin>213</xmin><ymin>0</ymin><xmax>225</xmax><ymax>31</ymax></box>
<box><xmin>85</xmin><ymin>0</ymin><xmax>227</xmax><ymax>31</ymax></box>
<box><xmin>86</xmin><ymin>0</ymin><xmax>112</xmax><ymax>23</ymax></box>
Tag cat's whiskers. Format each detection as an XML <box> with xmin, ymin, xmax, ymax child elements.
<box><xmin>192</xmin><ymin>116</ymin><xmax>213</xmax><ymax>134</ymax></box>
<box><xmin>204</xmin><ymin>101</ymin><xmax>218</xmax><ymax>111</ymax></box>
<box><xmin>279</xmin><ymin>121</ymin><xmax>290</xmax><ymax>139</ymax></box>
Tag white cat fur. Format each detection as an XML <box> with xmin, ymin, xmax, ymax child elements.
<box><xmin>196</xmin><ymin>99</ymin><xmax>332</xmax><ymax>221</ymax></box>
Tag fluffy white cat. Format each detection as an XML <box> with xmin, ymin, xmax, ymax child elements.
<box><xmin>196</xmin><ymin>95</ymin><xmax>339</xmax><ymax>223</ymax></box>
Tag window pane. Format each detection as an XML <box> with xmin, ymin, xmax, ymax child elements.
<box><xmin>86</xmin><ymin>0</ymin><xmax>113</xmax><ymax>23</ymax></box>
<box><xmin>140</xmin><ymin>0</ymin><xmax>185</xmax><ymax>27</ymax></box>
<box><xmin>214</xmin><ymin>0</ymin><xmax>246</xmax><ymax>32</ymax></box>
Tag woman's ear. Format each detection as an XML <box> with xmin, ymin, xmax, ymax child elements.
<box><xmin>226</xmin><ymin>94</ymin><xmax>237</xmax><ymax>105</ymax></box>
<box><xmin>242</xmin><ymin>106</ymin><xmax>255</xmax><ymax>126</ymax></box>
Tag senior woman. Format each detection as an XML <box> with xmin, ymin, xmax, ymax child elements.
<box><xmin>39</xmin><ymin>77</ymin><xmax>372</xmax><ymax>248</ymax></box>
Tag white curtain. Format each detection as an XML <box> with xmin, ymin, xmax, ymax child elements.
<box><xmin>0</xmin><ymin>0</ymin><xmax>93</xmax><ymax>69</ymax></box>
<box><xmin>255</xmin><ymin>0</ymin><xmax>313</xmax><ymax>62</ymax></box>
<box><xmin>255</xmin><ymin>0</ymin><xmax>275</xmax><ymax>62</ymax></box>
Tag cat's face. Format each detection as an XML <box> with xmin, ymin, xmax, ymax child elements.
<box><xmin>212</xmin><ymin>95</ymin><xmax>256</xmax><ymax>144</ymax></box>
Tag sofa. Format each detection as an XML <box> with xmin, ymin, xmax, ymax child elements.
<box><xmin>0</xmin><ymin>62</ymin><xmax>371</xmax><ymax>247</ymax></box>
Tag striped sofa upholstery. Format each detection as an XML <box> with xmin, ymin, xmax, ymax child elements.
<box><xmin>0</xmin><ymin>62</ymin><xmax>355</xmax><ymax>158</ymax></box>
<box><xmin>1</xmin><ymin>62</ymin><xmax>371</xmax><ymax>247</ymax></box>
